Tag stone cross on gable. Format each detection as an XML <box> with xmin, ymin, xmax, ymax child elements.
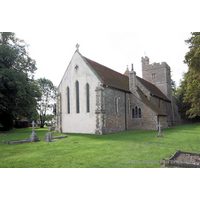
<box><xmin>76</xmin><ymin>43</ymin><xmax>80</xmax><ymax>51</ymax></box>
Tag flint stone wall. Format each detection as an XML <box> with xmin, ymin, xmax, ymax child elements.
<box><xmin>104</xmin><ymin>87</ymin><xmax>126</xmax><ymax>134</ymax></box>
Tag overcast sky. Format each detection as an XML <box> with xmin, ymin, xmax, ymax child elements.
<box><xmin>15</xmin><ymin>31</ymin><xmax>191</xmax><ymax>87</ymax></box>
<box><xmin>2</xmin><ymin>0</ymin><xmax>198</xmax><ymax>88</ymax></box>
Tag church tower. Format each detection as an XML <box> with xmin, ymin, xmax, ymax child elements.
<box><xmin>141</xmin><ymin>56</ymin><xmax>172</xmax><ymax>101</ymax></box>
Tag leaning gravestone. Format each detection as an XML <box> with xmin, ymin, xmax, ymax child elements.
<box><xmin>45</xmin><ymin>132</ymin><xmax>52</xmax><ymax>142</ymax></box>
<box><xmin>29</xmin><ymin>121</ymin><xmax>40</xmax><ymax>142</ymax></box>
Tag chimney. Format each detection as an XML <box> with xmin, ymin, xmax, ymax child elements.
<box><xmin>129</xmin><ymin>64</ymin><xmax>137</xmax><ymax>93</ymax></box>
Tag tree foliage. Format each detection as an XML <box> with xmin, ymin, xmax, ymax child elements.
<box><xmin>171</xmin><ymin>77</ymin><xmax>177</xmax><ymax>97</ymax></box>
<box><xmin>0</xmin><ymin>32</ymin><xmax>41</xmax><ymax>130</ymax></box>
<box><xmin>181</xmin><ymin>32</ymin><xmax>200</xmax><ymax>118</ymax></box>
<box><xmin>37</xmin><ymin>77</ymin><xmax>56</xmax><ymax>128</ymax></box>
<box><xmin>176</xmin><ymin>73</ymin><xmax>192</xmax><ymax>119</ymax></box>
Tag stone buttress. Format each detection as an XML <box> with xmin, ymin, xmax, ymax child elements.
<box><xmin>55</xmin><ymin>93</ymin><xmax>62</xmax><ymax>133</ymax></box>
<box><xmin>95</xmin><ymin>84</ymin><xmax>107</xmax><ymax>135</ymax></box>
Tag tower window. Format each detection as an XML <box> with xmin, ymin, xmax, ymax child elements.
<box><xmin>152</xmin><ymin>73</ymin><xmax>156</xmax><ymax>80</ymax></box>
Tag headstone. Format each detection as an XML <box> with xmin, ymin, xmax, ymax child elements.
<box><xmin>29</xmin><ymin>121</ymin><xmax>40</xmax><ymax>142</ymax></box>
<box><xmin>45</xmin><ymin>132</ymin><xmax>52</xmax><ymax>142</ymax></box>
<box><xmin>156</xmin><ymin>122</ymin><xmax>164</xmax><ymax>137</ymax></box>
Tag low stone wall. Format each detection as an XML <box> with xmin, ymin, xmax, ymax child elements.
<box><xmin>165</xmin><ymin>150</ymin><xmax>200</xmax><ymax>168</ymax></box>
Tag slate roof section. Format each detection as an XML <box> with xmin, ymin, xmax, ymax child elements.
<box><xmin>136</xmin><ymin>76</ymin><xmax>171</xmax><ymax>102</ymax></box>
<box><xmin>137</xmin><ymin>87</ymin><xmax>167</xmax><ymax>116</ymax></box>
<box><xmin>83</xmin><ymin>57</ymin><xmax>130</xmax><ymax>92</ymax></box>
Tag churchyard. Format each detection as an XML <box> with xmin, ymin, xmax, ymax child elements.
<box><xmin>0</xmin><ymin>123</ymin><xmax>200</xmax><ymax>168</ymax></box>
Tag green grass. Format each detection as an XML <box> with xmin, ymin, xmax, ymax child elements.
<box><xmin>1</xmin><ymin>123</ymin><xmax>200</xmax><ymax>168</ymax></box>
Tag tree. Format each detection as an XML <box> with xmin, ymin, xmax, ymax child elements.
<box><xmin>171</xmin><ymin>77</ymin><xmax>177</xmax><ymax>97</ymax></box>
<box><xmin>37</xmin><ymin>78</ymin><xmax>56</xmax><ymax>128</ymax></box>
<box><xmin>0</xmin><ymin>32</ymin><xmax>41</xmax><ymax>130</ymax></box>
<box><xmin>182</xmin><ymin>32</ymin><xmax>200</xmax><ymax>118</ymax></box>
<box><xmin>176</xmin><ymin>73</ymin><xmax>192</xmax><ymax>119</ymax></box>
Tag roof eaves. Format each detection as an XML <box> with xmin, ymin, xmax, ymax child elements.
<box><xmin>105</xmin><ymin>84</ymin><xmax>131</xmax><ymax>93</ymax></box>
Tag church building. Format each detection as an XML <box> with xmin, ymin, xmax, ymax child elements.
<box><xmin>55</xmin><ymin>47</ymin><xmax>181</xmax><ymax>134</ymax></box>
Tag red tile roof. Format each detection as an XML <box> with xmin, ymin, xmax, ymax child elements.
<box><xmin>84</xmin><ymin>56</ymin><xmax>130</xmax><ymax>92</ymax></box>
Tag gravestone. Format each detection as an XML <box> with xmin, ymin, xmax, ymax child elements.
<box><xmin>51</xmin><ymin>123</ymin><xmax>56</xmax><ymax>131</ymax></box>
<box><xmin>156</xmin><ymin>122</ymin><xmax>164</xmax><ymax>137</ymax></box>
<box><xmin>45</xmin><ymin>132</ymin><xmax>52</xmax><ymax>142</ymax></box>
<box><xmin>29</xmin><ymin>121</ymin><xmax>40</xmax><ymax>142</ymax></box>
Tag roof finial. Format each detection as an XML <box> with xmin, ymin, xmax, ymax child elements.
<box><xmin>131</xmin><ymin>63</ymin><xmax>134</xmax><ymax>71</ymax></box>
<box><xmin>76</xmin><ymin>43</ymin><xmax>80</xmax><ymax>52</ymax></box>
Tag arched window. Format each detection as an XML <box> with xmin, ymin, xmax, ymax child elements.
<box><xmin>128</xmin><ymin>98</ymin><xmax>130</xmax><ymax>114</ymax></box>
<box><xmin>76</xmin><ymin>81</ymin><xmax>79</xmax><ymax>113</ymax></box>
<box><xmin>115</xmin><ymin>97</ymin><xmax>118</xmax><ymax>113</ymax></box>
<box><xmin>132</xmin><ymin>106</ymin><xmax>142</xmax><ymax>118</ymax></box>
<box><xmin>132</xmin><ymin>108</ymin><xmax>135</xmax><ymax>118</ymax></box>
<box><xmin>86</xmin><ymin>83</ymin><xmax>90</xmax><ymax>113</ymax></box>
<box><xmin>67</xmin><ymin>87</ymin><xmax>70</xmax><ymax>114</ymax></box>
<box><xmin>135</xmin><ymin>106</ymin><xmax>138</xmax><ymax>118</ymax></box>
<box><xmin>139</xmin><ymin>108</ymin><xmax>141</xmax><ymax>118</ymax></box>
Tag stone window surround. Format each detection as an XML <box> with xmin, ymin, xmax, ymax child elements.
<box><xmin>128</xmin><ymin>98</ymin><xmax>130</xmax><ymax>114</ymax></box>
<box><xmin>114</xmin><ymin>96</ymin><xmax>120</xmax><ymax>113</ymax></box>
<box><xmin>75</xmin><ymin>65</ymin><xmax>79</xmax><ymax>71</ymax></box>
<box><xmin>152</xmin><ymin>73</ymin><xmax>156</xmax><ymax>80</ymax></box>
<box><xmin>67</xmin><ymin>86</ymin><xmax>70</xmax><ymax>114</ymax></box>
<box><xmin>132</xmin><ymin>106</ymin><xmax>141</xmax><ymax>119</ymax></box>
<box><xmin>76</xmin><ymin>80</ymin><xmax>80</xmax><ymax>113</ymax></box>
<box><xmin>86</xmin><ymin>83</ymin><xmax>90</xmax><ymax>113</ymax></box>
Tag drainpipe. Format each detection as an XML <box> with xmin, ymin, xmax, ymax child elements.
<box><xmin>125</xmin><ymin>92</ymin><xmax>127</xmax><ymax>130</ymax></box>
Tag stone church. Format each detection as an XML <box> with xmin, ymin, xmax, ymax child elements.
<box><xmin>55</xmin><ymin>48</ymin><xmax>181</xmax><ymax>134</ymax></box>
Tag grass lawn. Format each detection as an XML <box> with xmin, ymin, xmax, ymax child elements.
<box><xmin>0</xmin><ymin>123</ymin><xmax>200</xmax><ymax>168</ymax></box>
